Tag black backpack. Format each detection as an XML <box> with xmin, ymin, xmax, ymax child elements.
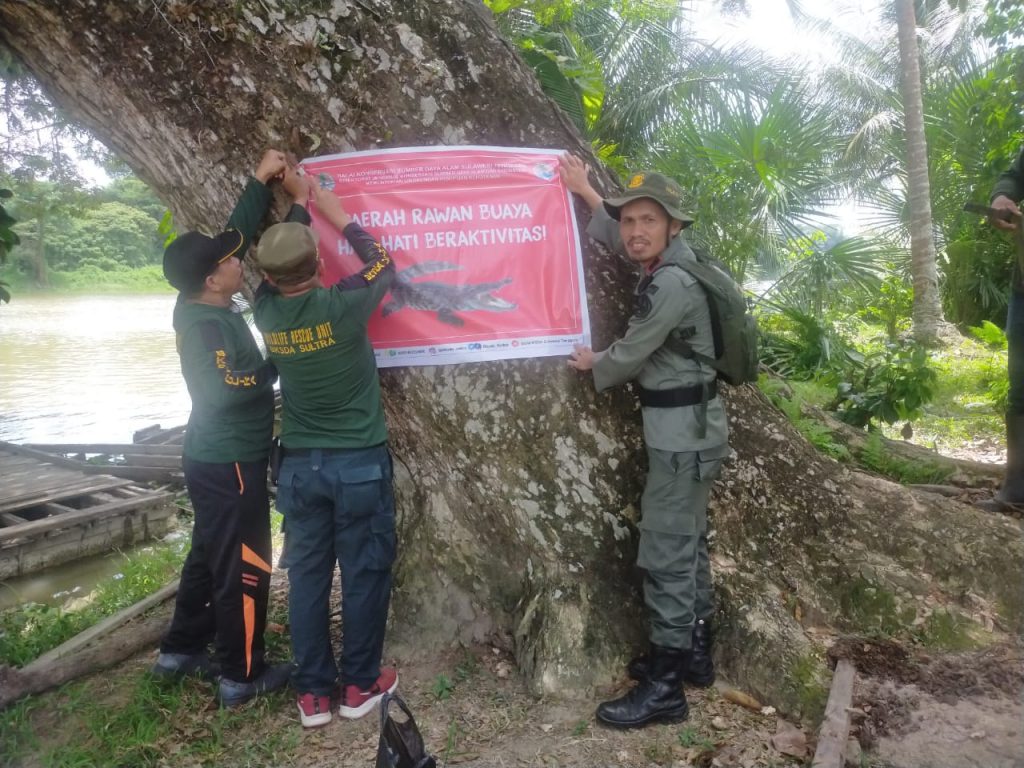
<box><xmin>660</xmin><ymin>248</ymin><xmax>759</xmax><ymax>385</ymax></box>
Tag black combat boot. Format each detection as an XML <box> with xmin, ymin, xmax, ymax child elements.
<box><xmin>596</xmin><ymin>645</ymin><xmax>689</xmax><ymax>728</ymax></box>
<box><xmin>685</xmin><ymin>618</ymin><xmax>715</xmax><ymax>687</ymax></box>
<box><xmin>627</xmin><ymin>619</ymin><xmax>715</xmax><ymax>687</ymax></box>
<box><xmin>977</xmin><ymin>413</ymin><xmax>1024</xmax><ymax>512</ymax></box>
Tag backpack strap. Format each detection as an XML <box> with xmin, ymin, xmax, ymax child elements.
<box><xmin>652</xmin><ymin>263</ymin><xmax>716</xmax><ymax>438</ymax></box>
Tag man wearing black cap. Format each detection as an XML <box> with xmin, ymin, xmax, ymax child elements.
<box><xmin>155</xmin><ymin>149</ymin><xmax>305</xmax><ymax>708</ymax></box>
<box><xmin>560</xmin><ymin>154</ymin><xmax>730</xmax><ymax>729</ymax></box>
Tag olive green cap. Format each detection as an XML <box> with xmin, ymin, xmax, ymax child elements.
<box><xmin>254</xmin><ymin>222</ymin><xmax>319</xmax><ymax>277</ymax></box>
<box><xmin>604</xmin><ymin>171</ymin><xmax>695</xmax><ymax>226</ymax></box>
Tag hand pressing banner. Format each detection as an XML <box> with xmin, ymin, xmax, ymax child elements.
<box><xmin>301</xmin><ymin>146</ymin><xmax>591</xmax><ymax>367</ymax></box>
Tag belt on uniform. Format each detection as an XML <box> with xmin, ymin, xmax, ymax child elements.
<box><xmin>282</xmin><ymin>443</ymin><xmax>386</xmax><ymax>458</ymax></box>
<box><xmin>638</xmin><ymin>380</ymin><xmax>717</xmax><ymax>408</ymax></box>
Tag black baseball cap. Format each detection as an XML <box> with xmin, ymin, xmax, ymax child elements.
<box><xmin>162</xmin><ymin>229</ymin><xmax>245</xmax><ymax>292</ymax></box>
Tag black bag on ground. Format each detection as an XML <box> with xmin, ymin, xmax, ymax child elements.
<box><xmin>375</xmin><ymin>693</ymin><xmax>437</xmax><ymax>768</ymax></box>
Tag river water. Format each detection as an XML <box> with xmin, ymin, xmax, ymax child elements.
<box><xmin>0</xmin><ymin>294</ymin><xmax>193</xmax><ymax>444</ymax></box>
<box><xmin>0</xmin><ymin>294</ymin><xmax>196</xmax><ymax>610</ymax></box>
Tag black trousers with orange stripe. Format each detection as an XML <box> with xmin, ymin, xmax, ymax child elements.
<box><xmin>161</xmin><ymin>457</ymin><xmax>273</xmax><ymax>683</ymax></box>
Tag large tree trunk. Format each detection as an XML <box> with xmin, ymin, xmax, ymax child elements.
<box><xmin>2</xmin><ymin>0</ymin><xmax>1019</xmax><ymax>719</ymax></box>
<box><xmin>895</xmin><ymin>0</ymin><xmax>945</xmax><ymax>345</ymax></box>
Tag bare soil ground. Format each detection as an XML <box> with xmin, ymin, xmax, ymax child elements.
<box><xmin>831</xmin><ymin>638</ymin><xmax>1024</xmax><ymax>768</ymax></box>
<box><xmin>6</xmin><ymin>590</ymin><xmax>1023</xmax><ymax>768</ymax></box>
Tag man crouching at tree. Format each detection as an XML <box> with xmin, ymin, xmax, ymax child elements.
<box><xmin>252</xmin><ymin>180</ymin><xmax>398</xmax><ymax>729</ymax></box>
<box><xmin>155</xmin><ymin>149</ymin><xmax>301</xmax><ymax>707</ymax></box>
<box><xmin>560</xmin><ymin>154</ymin><xmax>730</xmax><ymax>729</ymax></box>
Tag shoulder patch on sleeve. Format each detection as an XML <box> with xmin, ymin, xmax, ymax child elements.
<box><xmin>633</xmin><ymin>293</ymin><xmax>653</xmax><ymax>319</ymax></box>
<box><xmin>196</xmin><ymin>320</ymin><xmax>226</xmax><ymax>352</ymax></box>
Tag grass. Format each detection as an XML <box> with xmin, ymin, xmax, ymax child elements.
<box><xmin>0</xmin><ymin>539</ymin><xmax>187</xmax><ymax>667</ymax></box>
<box><xmin>0</xmin><ymin>264</ymin><xmax>174</xmax><ymax>296</ymax></box>
<box><xmin>761</xmin><ymin>321</ymin><xmax>1007</xmax><ymax>481</ymax></box>
<box><xmin>1</xmin><ymin>675</ymin><xmax>300</xmax><ymax>768</ymax></box>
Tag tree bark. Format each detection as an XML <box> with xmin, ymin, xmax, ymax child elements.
<box><xmin>895</xmin><ymin>0</ymin><xmax>945</xmax><ymax>345</ymax></box>
<box><xmin>2</xmin><ymin>0</ymin><xmax>1019</xmax><ymax>719</ymax></box>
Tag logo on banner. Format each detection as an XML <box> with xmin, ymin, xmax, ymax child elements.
<box><xmin>533</xmin><ymin>163</ymin><xmax>556</xmax><ymax>180</ymax></box>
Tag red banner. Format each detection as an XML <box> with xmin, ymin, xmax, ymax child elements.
<box><xmin>300</xmin><ymin>147</ymin><xmax>590</xmax><ymax>367</ymax></box>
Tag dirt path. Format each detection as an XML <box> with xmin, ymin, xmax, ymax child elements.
<box><xmin>836</xmin><ymin>639</ymin><xmax>1024</xmax><ymax>768</ymax></box>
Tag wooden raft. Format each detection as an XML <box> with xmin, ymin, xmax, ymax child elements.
<box><xmin>0</xmin><ymin>441</ymin><xmax>176</xmax><ymax>580</ymax></box>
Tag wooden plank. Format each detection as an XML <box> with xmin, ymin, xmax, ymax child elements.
<box><xmin>0</xmin><ymin>512</ymin><xmax>28</xmax><ymax>526</ymax></box>
<box><xmin>0</xmin><ymin>478</ymin><xmax>134</xmax><ymax>516</ymax></box>
<box><xmin>0</xmin><ymin>507</ymin><xmax>177</xmax><ymax>579</ymax></box>
<box><xmin>0</xmin><ymin>611</ymin><xmax>171</xmax><ymax>708</ymax></box>
<box><xmin>36</xmin><ymin>502</ymin><xmax>76</xmax><ymax>515</ymax></box>
<box><xmin>811</xmin><ymin>659</ymin><xmax>857</xmax><ymax>768</ymax></box>
<box><xmin>0</xmin><ymin>491</ymin><xmax>173</xmax><ymax>544</ymax></box>
<box><xmin>31</xmin><ymin>581</ymin><xmax>180</xmax><ymax>667</ymax></box>
<box><xmin>0</xmin><ymin>440</ymin><xmax>95</xmax><ymax>470</ymax></box>
<box><xmin>78</xmin><ymin>465</ymin><xmax>183</xmax><ymax>483</ymax></box>
<box><xmin>122</xmin><ymin>454</ymin><xmax>183</xmax><ymax>469</ymax></box>
<box><xmin>25</xmin><ymin>443</ymin><xmax>183</xmax><ymax>456</ymax></box>
<box><xmin>134</xmin><ymin>425</ymin><xmax>186</xmax><ymax>445</ymax></box>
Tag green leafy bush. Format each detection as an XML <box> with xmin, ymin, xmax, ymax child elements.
<box><xmin>831</xmin><ymin>341</ymin><xmax>937</xmax><ymax>429</ymax></box>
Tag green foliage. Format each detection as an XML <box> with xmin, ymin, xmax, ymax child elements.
<box><xmin>758</xmin><ymin>305</ymin><xmax>856</xmax><ymax>382</ymax></box>
<box><xmin>836</xmin><ymin>576</ymin><xmax>912</xmax><ymax>636</ymax></box>
<box><xmin>832</xmin><ymin>341</ymin><xmax>937</xmax><ymax>429</ymax></box>
<box><xmin>1</xmin><ymin>165</ymin><xmax>166</xmax><ymax>286</ymax></box>
<box><xmin>858</xmin><ymin>432</ymin><xmax>951</xmax><ymax>484</ymax></box>
<box><xmin>965</xmin><ymin>322</ymin><xmax>1010</xmax><ymax>412</ymax></box>
<box><xmin>0</xmin><ymin>263</ymin><xmax>172</xmax><ymax>294</ymax></box>
<box><xmin>764</xmin><ymin>232</ymin><xmax>893</xmax><ymax>321</ymax></box>
<box><xmin>158</xmin><ymin>208</ymin><xmax>177</xmax><ymax>248</ymax></box>
<box><xmin>912</xmin><ymin>609</ymin><xmax>977</xmax><ymax>650</ymax></box>
<box><xmin>678</xmin><ymin>726</ymin><xmax>716</xmax><ymax>750</ymax></box>
<box><xmin>0</xmin><ymin>187</ymin><xmax>16</xmax><ymax>303</ymax></box>
<box><xmin>969</xmin><ymin>319</ymin><xmax>1008</xmax><ymax>349</ymax></box>
<box><xmin>431</xmin><ymin>672</ymin><xmax>455</xmax><ymax>700</ymax></box>
<box><xmin>785</xmin><ymin>652</ymin><xmax>829</xmax><ymax>721</ymax></box>
<box><xmin>760</xmin><ymin>376</ymin><xmax>852</xmax><ymax>461</ymax></box>
<box><xmin>0</xmin><ymin>542</ymin><xmax>185</xmax><ymax>666</ymax></box>
<box><xmin>44</xmin><ymin>201</ymin><xmax>164</xmax><ymax>271</ymax></box>
<box><xmin>651</xmin><ymin>78</ymin><xmax>849</xmax><ymax>280</ymax></box>
<box><xmin>857</xmin><ymin>271</ymin><xmax>914</xmax><ymax>341</ymax></box>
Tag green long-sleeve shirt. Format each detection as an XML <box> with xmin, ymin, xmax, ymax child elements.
<box><xmin>175</xmin><ymin>179</ymin><xmax>306</xmax><ymax>462</ymax></box>
<box><xmin>253</xmin><ymin>222</ymin><xmax>395</xmax><ymax>450</ymax></box>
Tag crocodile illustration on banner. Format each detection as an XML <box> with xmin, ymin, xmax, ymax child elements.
<box><xmin>381</xmin><ymin>262</ymin><xmax>516</xmax><ymax>326</ymax></box>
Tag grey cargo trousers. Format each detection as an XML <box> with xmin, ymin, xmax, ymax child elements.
<box><xmin>637</xmin><ymin>444</ymin><xmax>729</xmax><ymax>650</ymax></box>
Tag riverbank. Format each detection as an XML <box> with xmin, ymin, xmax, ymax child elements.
<box><xmin>0</xmin><ymin>265</ymin><xmax>173</xmax><ymax>296</ymax></box>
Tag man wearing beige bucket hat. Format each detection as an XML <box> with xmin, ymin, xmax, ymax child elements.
<box><xmin>560</xmin><ymin>154</ymin><xmax>731</xmax><ymax>730</ymax></box>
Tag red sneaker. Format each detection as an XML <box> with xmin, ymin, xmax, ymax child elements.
<box><xmin>296</xmin><ymin>692</ymin><xmax>332</xmax><ymax>728</ymax></box>
<box><xmin>338</xmin><ymin>667</ymin><xmax>398</xmax><ymax>720</ymax></box>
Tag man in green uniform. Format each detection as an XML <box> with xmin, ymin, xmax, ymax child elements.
<box><xmin>156</xmin><ymin>149</ymin><xmax>306</xmax><ymax>707</ymax></box>
<box><xmin>252</xmin><ymin>182</ymin><xmax>398</xmax><ymax>729</ymax></box>
<box><xmin>982</xmin><ymin>145</ymin><xmax>1024</xmax><ymax>511</ymax></box>
<box><xmin>560</xmin><ymin>154</ymin><xmax>730</xmax><ymax>728</ymax></box>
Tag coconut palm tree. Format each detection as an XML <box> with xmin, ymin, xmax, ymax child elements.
<box><xmin>896</xmin><ymin>0</ymin><xmax>945</xmax><ymax>343</ymax></box>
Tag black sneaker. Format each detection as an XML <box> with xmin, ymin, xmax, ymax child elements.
<box><xmin>216</xmin><ymin>662</ymin><xmax>293</xmax><ymax>708</ymax></box>
<box><xmin>150</xmin><ymin>652</ymin><xmax>218</xmax><ymax>682</ymax></box>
